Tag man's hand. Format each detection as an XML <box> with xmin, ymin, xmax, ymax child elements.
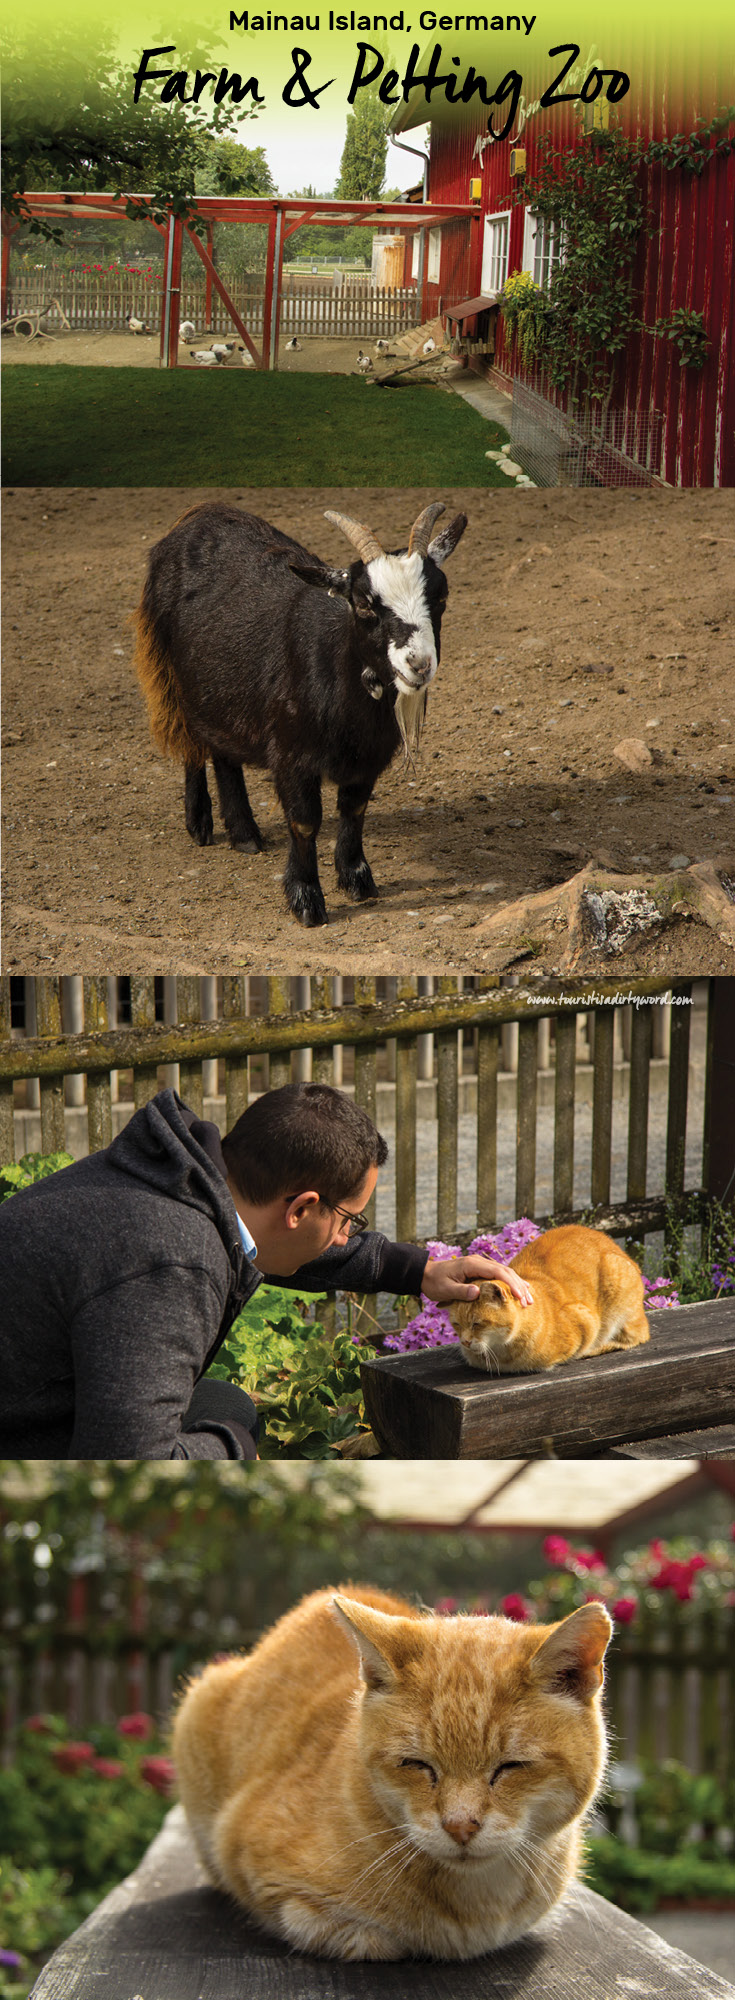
<box><xmin>422</xmin><ymin>1255</ymin><xmax>534</xmax><ymax>1307</ymax></box>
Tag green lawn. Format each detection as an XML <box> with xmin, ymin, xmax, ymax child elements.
<box><xmin>1</xmin><ymin>367</ymin><xmax>509</xmax><ymax>486</ymax></box>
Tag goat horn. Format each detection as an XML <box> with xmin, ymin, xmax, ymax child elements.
<box><xmin>408</xmin><ymin>502</ymin><xmax>445</xmax><ymax>556</ymax></box>
<box><xmin>324</xmin><ymin>511</ymin><xmax>385</xmax><ymax>562</ymax></box>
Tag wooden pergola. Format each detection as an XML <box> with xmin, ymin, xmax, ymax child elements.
<box><xmin>9</xmin><ymin>190</ymin><xmax>479</xmax><ymax>368</ymax></box>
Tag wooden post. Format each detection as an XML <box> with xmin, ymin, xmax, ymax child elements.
<box><xmin>703</xmin><ymin>977</ymin><xmax>735</xmax><ymax>1207</ymax></box>
<box><xmin>476</xmin><ymin>1020</ymin><xmax>499</xmax><ymax>1231</ymax></box>
<box><xmin>223</xmin><ymin>978</ymin><xmax>249</xmax><ymax>1127</ymax></box>
<box><xmin>35</xmin><ymin>979</ymin><xmax>66</xmax><ymax>1153</ymax></box>
<box><xmin>178</xmin><ymin>979</ymin><xmax>203</xmax><ymax>1114</ymax></box>
<box><xmin>591</xmin><ymin>1006</ymin><xmax>615</xmax><ymax>1208</ymax></box>
<box><xmin>83</xmin><ymin>979</ymin><xmax>113</xmax><ymax>1153</ymax></box>
<box><xmin>130</xmin><ymin>980</ymin><xmax>158</xmax><ymax>1108</ymax></box>
<box><xmin>159</xmin><ymin>212</ymin><xmax>177</xmax><ymax>368</ymax></box>
<box><xmin>515</xmin><ymin>1018</ymin><xmax>538</xmax><ymax>1218</ymax></box>
<box><xmin>436</xmin><ymin>976</ymin><xmax>459</xmax><ymax>1243</ymax></box>
<box><xmin>353</xmin><ymin>977</ymin><xmax>377</xmax><ymax>1230</ymax></box>
<box><xmin>266</xmin><ymin>978</ymin><xmax>292</xmax><ymax>1089</ymax></box>
<box><xmin>665</xmin><ymin>988</ymin><xmax>692</xmax><ymax>1200</ymax></box>
<box><xmin>553</xmin><ymin>1013</ymin><xmax>576</xmax><ymax>1215</ymax></box>
<box><xmin>270</xmin><ymin>206</ymin><xmax>285</xmax><ymax>370</ymax></box>
<box><xmin>1</xmin><ymin>217</ymin><xmax>12</xmax><ymax>323</ymax></box>
<box><xmin>262</xmin><ymin>210</ymin><xmax>277</xmax><ymax>370</ymax></box>
<box><xmin>626</xmin><ymin>1003</ymin><xmax>652</xmax><ymax>1256</ymax></box>
<box><xmin>395</xmin><ymin>978</ymin><xmax>417</xmax><ymax>1244</ymax></box>
<box><xmin>205</xmin><ymin>221</ymin><xmax>214</xmax><ymax>328</ymax></box>
<box><xmin>0</xmin><ymin>978</ymin><xmax>14</xmax><ymax>1165</ymax></box>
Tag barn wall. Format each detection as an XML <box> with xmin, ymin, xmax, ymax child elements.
<box><xmin>424</xmin><ymin>51</ymin><xmax>734</xmax><ymax>485</ymax></box>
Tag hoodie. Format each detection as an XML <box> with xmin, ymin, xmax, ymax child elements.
<box><xmin>0</xmin><ymin>1090</ymin><xmax>428</xmax><ymax>1460</ymax></box>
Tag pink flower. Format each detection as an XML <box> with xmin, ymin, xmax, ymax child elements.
<box><xmin>52</xmin><ymin>1741</ymin><xmax>95</xmax><ymax>1772</ymax></box>
<box><xmin>612</xmin><ymin>1597</ymin><xmax>637</xmax><ymax>1624</ymax></box>
<box><xmin>500</xmin><ymin>1593</ymin><xmax>530</xmax><ymax>1622</ymax></box>
<box><xmin>435</xmin><ymin>1596</ymin><xmax>458</xmax><ymax>1616</ymax></box>
<box><xmin>140</xmin><ymin>1755</ymin><xmax>176</xmax><ymax>1795</ymax></box>
<box><xmin>575</xmin><ymin>1550</ymin><xmax>607</xmax><ymax>1573</ymax></box>
<box><xmin>93</xmin><ymin>1757</ymin><xmax>125</xmax><ymax>1779</ymax></box>
<box><xmin>543</xmin><ymin>1534</ymin><xmax>571</xmax><ymax>1566</ymax></box>
<box><xmin>23</xmin><ymin>1714</ymin><xmax>54</xmax><ymax>1733</ymax></box>
<box><xmin>117</xmin><ymin>1711</ymin><xmax>153</xmax><ymax>1739</ymax></box>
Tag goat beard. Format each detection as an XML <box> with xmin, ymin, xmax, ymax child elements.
<box><xmin>394</xmin><ymin>686</ymin><xmax>428</xmax><ymax>759</ymax></box>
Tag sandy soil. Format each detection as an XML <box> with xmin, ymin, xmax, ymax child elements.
<box><xmin>2</xmin><ymin>484</ymin><xmax>734</xmax><ymax>976</ymax></box>
<box><xmin>0</xmin><ymin>331</ymin><xmax>401</xmax><ymax>375</ymax></box>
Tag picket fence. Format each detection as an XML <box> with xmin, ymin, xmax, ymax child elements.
<box><xmin>0</xmin><ymin>974</ymin><xmax>717</xmax><ymax>1249</ymax></box>
<box><xmin>6</xmin><ymin>271</ymin><xmax>419</xmax><ymax>341</ymax></box>
<box><xmin>1</xmin><ymin>1560</ymin><xmax>733</xmax><ymax>1782</ymax></box>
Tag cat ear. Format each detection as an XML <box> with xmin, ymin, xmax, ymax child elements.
<box><xmin>331</xmin><ymin>1596</ymin><xmax>404</xmax><ymax>1692</ymax></box>
<box><xmin>528</xmin><ymin>1603</ymin><xmax>612</xmax><ymax>1703</ymax></box>
<box><xmin>484</xmin><ymin>1280</ymin><xmax>513</xmax><ymax>1303</ymax></box>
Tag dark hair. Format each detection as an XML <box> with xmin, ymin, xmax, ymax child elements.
<box><xmin>221</xmin><ymin>1083</ymin><xmax>388</xmax><ymax>1208</ymax></box>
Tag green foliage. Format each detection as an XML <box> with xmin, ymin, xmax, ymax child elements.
<box><xmin>214</xmin><ymin>1286</ymin><xmax>372</xmax><ymax>1457</ymax></box>
<box><xmin>508</xmin><ymin>125</ymin><xmax>717</xmax><ymax>404</ymax></box>
<box><xmin>661</xmin><ymin>1200</ymin><xmax>735</xmax><ymax>1302</ymax></box>
<box><xmin>500</xmin><ymin>272</ymin><xmax>552</xmax><ymax>367</ymax></box>
<box><xmin>1</xmin><ymin>28</ymin><xmax>262</xmax><ymax>238</ymax></box>
<box><xmin>0</xmin><ymin>1718</ymin><xmax>172</xmax><ymax>1997</ymax></box>
<box><xmin>335</xmin><ymin>97</ymin><xmax>391</xmax><ymax>202</ymax></box>
<box><xmin>584</xmin><ymin>1835</ymin><xmax>735</xmax><ymax>1913</ymax></box>
<box><xmin>0</xmin><ymin>1153</ymin><xmax>74</xmax><ymax>1203</ymax></box>
<box><xmin>653</xmin><ymin>306</ymin><xmax>710</xmax><ymax>370</ymax></box>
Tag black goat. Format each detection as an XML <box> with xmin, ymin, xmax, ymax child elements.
<box><xmin>134</xmin><ymin>501</ymin><xmax>467</xmax><ymax>926</ymax></box>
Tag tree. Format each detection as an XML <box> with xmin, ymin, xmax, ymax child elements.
<box><xmin>1</xmin><ymin>29</ymin><xmax>264</xmax><ymax>238</ymax></box>
<box><xmin>335</xmin><ymin>96</ymin><xmax>391</xmax><ymax>202</ymax></box>
<box><xmin>195</xmin><ymin>136</ymin><xmax>276</xmax><ymax>199</ymax></box>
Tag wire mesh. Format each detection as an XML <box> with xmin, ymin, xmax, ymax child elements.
<box><xmin>510</xmin><ymin>378</ymin><xmax>663</xmax><ymax>488</ymax></box>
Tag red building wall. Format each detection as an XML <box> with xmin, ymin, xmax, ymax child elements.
<box><xmin>423</xmin><ymin>54</ymin><xmax>735</xmax><ymax>486</ymax></box>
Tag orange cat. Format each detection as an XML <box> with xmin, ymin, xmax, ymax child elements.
<box><xmin>172</xmin><ymin>1584</ymin><xmax>612</xmax><ymax>1962</ymax></box>
<box><xmin>450</xmin><ymin>1223</ymin><xmax>649</xmax><ymax>1374</ymax></box>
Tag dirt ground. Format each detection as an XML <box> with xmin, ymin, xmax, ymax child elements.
<box><xmin>0</xmin><ymin>330</ymin><xmax>400</xmax><ymax>376</ymax></box>
<box><xmin>2</xmin><ymin>484</ymin><xmax>734</xmax><ymax>976</ymax></box>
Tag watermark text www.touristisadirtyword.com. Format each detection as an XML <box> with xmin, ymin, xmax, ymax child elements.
<box><xmin>526</xmin><ymin>991</ymin><xmax>693</xmax><ymax>1009</ymax></box>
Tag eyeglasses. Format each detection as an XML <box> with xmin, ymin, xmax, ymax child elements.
<box><xmin>331</xmin><ymin>1202</ymin><xmax>370</xmax><ymax>1237</ymax></box>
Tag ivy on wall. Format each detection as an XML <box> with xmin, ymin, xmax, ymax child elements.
<box><xmin>502</xmin><ymin>111</ymin><xmax>735</xmax><ymax>409</ymax></box>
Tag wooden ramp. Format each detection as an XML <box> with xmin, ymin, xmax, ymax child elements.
<box><xmin>30</xmin><ymin>1805</ymin><xmax>735</xmax><ymax>1999</ymax></box>
<box><xmin>360</xmin><ymin>1297</ymin><xmax>735</xmax><ymax>1460</ymax></box>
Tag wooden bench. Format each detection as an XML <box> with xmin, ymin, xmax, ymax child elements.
<box><xmin>30</xmin><ymin>1805</ymin><xmax>735</xmax><ymax>2000</ymax></box>
<box><xmin>360</xmin><ymin>1297</ymin><xmax>735</xmax><ymax>1459</ymax></box>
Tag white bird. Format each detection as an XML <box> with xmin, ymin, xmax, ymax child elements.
<box><xmin>211</xmin><ymin>341</ymin><xmax>237</xmax><ymax>359</ymax></box>
<box><xmin>189</xmin><ymin>348</ymin><xmax>223</xmax><ymax>367</ymax></box>
<box><xmin>179</xmin><ymin>320</ymin><xmax>196</xmax><ymax>341</ymax></box>
<box><xmin>356</xmin><ymin>349</ymin><xmax>373</xmax><ymax>373</ymax></box>
<box><xmin>285</xmin><ymin>336</ymin><xmax>302</xmax><ymax>351</ymax></box>
<box><xmin>375</xmin><ymin>337</ymin><xmax>390</xmax><ymax>351</ymax></box>
<box><xmin>422</xmin><ymin>337</ymin><xmax>436</xmax><ymax>354</ymax></box>
<box><xmin>127</xmin><ymin>314</ymin><xmax>148</xmax><ymax>335</ymax></box>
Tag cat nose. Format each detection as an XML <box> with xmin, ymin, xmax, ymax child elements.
<box><xmin>442</xmin><ymin>1812</ymin><xmax>481</xmax><ymax>1846</ymax></box>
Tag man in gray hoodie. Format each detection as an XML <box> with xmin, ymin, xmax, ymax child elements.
<box><xmin>0</xmin><ymin>1082</ymin><xmax>531</xmax><ymax>1460</ymax></box>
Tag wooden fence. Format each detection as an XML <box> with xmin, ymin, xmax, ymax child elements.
<box><xmin>1</xmin><ymin>1562</ymin><xmax>733</xmax><ymax>1782</ymax></box>
<box><xmin>5</xmin><ymin>271</ymin><xmax>419</xmax><ymax>341</ymax></box>
<box><xmin>1</xmin><ymin>975</ymin><xmax>730</xmax><ymax>1249</ymax></box>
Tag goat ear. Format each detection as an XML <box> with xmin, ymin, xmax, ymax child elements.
<box><xmin>428</xmin><ymin>513</ymin><xmax>468</xmax><ymax>566</ymax></box>
<box><xmin>288</xmin><ymin>559</ymin><xmax>352</xmax><ymax>598</ymax></box>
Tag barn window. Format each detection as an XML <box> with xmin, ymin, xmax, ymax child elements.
<box><xmin>481</xmin><ymin>211</ymin><xmax>511</xmax><ymax>296</ymax></box>
<box><xmin>522</xmin><ymin>211</ymin><xmax>564</xmax><ymax>290</ymax></box>
<box><xmin>427</xmin><ymin>228</ymin><xmax>442</xmax><ymax>283</ymax></box>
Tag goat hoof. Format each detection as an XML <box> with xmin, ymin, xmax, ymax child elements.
<box><xmin>188</xmin><ymin>821</ymin><xmax>214</xmax><ymax>847</ymax></box>
<box><xmin>287</xmin><ymin>884</ymin><xmax>328</xmax><ymax>927</ymax></box>
<box><xmin>339</xmin><ymin>863</ymin><xmax>378</xmax><ymax>903</ymax></box>
<box><xmin>232</xmin><ymin>835</ymin><xmax>264</xmax><ymax>855</ymax></box>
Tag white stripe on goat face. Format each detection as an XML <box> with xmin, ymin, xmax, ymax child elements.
<box><xmin>366</xmin><ymin>553</ymin><xmax>437</xmax><ymax>693</ymax></box>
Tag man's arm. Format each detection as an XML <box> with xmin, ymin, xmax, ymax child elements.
<box><xmin>267</xmin><ymin>1231</ymin><xmax>429</xmax><ymax>1299</ymax></box>
<box><xmin>68</xmin><ymin>1267</ymin><xmax>249</xmax><ymax>1458</ymax></box>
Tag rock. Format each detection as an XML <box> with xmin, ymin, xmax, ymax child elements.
<box><xmin>613</xmin><ymin>737</ymin><xmax>653</xmax><ymax>773</ymax></box>
<box><xmin>668</xmin><ymin>854</ymin><xmax>692</xmax><ymax>870</ymax></box>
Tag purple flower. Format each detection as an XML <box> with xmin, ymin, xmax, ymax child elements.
<box><xmin>0</xmin><ymin>1951</ymin><xmax>24</xmax><ymax>1969</ymax></box>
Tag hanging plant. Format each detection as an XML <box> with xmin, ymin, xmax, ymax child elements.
<box><xmin>499</xmin><ymin>271</ymin><xmax>551</xmax><ymax>367</ymax></box>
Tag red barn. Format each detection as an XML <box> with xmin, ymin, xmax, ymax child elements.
<box><xmin>389</xmin><ymin>44</ymin><xmax>735</xmax><ymax>486</ymax></box>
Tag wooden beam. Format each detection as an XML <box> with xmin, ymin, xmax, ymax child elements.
<box><xmin>31</xmin><ymin>1804</ymin><xmax>730</xmax><ymax>2000</ymax></box>
<box><xmin>360</xmin><ymin>1297</ymin><xmax>735</xmax><ymax>1459</ymax></box>
<box><xmin>186</xmin><ymin>225</ymin><xmax>262</xmax><ymax>368</ymax></box>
